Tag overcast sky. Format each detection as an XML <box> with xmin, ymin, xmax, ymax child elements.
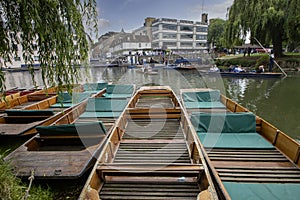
<box><xmin>96</xmin><ymin>0</ymin><xmax>234</xmax><ymax>35</ymax></box>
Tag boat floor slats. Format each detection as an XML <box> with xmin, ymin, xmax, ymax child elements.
<box><xmin>221</xmin><ymin>177</ymin><xmax>300</xmax><ymax>183</ymax></box>
<box><xmin>99</xmin><ymin>182</ymin><xmax>199</xmax><ymax>200</ymax></box>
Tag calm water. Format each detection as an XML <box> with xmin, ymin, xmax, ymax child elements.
<box><xmin>4</xmin><ymin>67</ymin><xmax>300</xmax><ymax>140</ymax></box>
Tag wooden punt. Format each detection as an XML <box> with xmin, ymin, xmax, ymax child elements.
<box><xmin>180</xmin><ymin>88</ymin><xmax>300</xmax><ymax>200</ymax></box>
<box><xmin>4</xmin><ymin>84</ymin><xmax>135</xmax><ymax>179</ymax></box>
<box><xmin>79</xmin><ymin>86</ymin><xmax>219</xmax><ymax>200</ymax></box>
<box><xmin>0</xmin><ymin>85</ymin><xmax>106</xmax><ymax>137</ymax></box>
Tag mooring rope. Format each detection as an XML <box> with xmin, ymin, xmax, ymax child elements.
<box><xmin>22</xmin><ymin>169</ymin><xmax>35</xmax><ymax>200</ymax></box>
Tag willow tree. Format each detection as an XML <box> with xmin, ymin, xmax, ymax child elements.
<box><xmin>0</xmin><ymin>0</ymin><xmax>98</xmax><ymax>94</ymax></box>
<box><xmin>286</xmin><ymin>0</ymin><xmax>300</xmax><ymax>51</ymax></box>
<box><xmin>208</xmin><ymin>18</ymin><xmax>227</xmax><ymax>50</ymax></box>
<box><xmin>226</xmin><ymin>0</ymin><xmax>288</xmax><ymax>57</ymax></box>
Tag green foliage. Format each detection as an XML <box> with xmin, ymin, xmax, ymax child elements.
<box><xmin>0</xmin><ymin>157</ymin><xmax>53</xmax><ymax>200</ymax></box>
<box><xmin>226</xmin><ymin>0</ymin><xmax>293</xmax><ymax>57</ymax></box>
<box><xmin>214</xmin><ymin>57</ymin><xmax>256</xmax><ymax>68</ymax></box>
<box><xmin>255</xmin><ymin>55</ymin><xmax>269</xmax><ymax>68</ymax></box>
<box><xmin>208</xmin><ymin>19</ymin><xmax>227</xmax><ymax>48</ymax></box>
<box><xmin>0</xmin><ymin>0</ymin><xmax>98</xmax><ymax>94</ymax></box>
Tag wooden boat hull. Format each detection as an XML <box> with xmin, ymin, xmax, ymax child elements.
<box><xmin>79</xmin><ymin>86</ymin><xmax>219</xmax><ymax>200</ymax></box>
<box><xmin>4</xmin><ymin>85</ymin><xmax>135</xmax><ymax>179</ymax></box>
<box><xmin>208</xmin><ymin>71</ymin><xmax>283</xmax><ymax>78</ymax></box>
<box><xmin>180</xmin><ymin>88</ymin><xmax>300</xmax><ymax>200</ymax></box>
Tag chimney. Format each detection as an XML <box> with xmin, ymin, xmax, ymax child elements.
<box><xmin>201</xmin><ymin>13</ymin><xmax>208</xmax><ymax>24</ymax></box>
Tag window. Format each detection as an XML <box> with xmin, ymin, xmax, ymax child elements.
<box><xmin>180</xmin><ymin>42</ymin><xmax>193</xmax><ymax>47</ymax></box>
<box><xmin>152</xmin><ymin>25</ymin><xmax>159</xmax><ymax>32</ymax></box>
<box><xmin>153</xmin><ymin>33</ymin><xmax>159</xmax><ymax>40</ymax></box>
<box><xmin>162</xmin><ymin>24</ymin><xmax>177</xmax><ymax>31</ymax></box>
<box><xmin>180</xmin><ymin>25</ymin><xmax>193</xmax><ymax>32</ymax></box>
<box><xmin>162</xmin><ymin>33</ymin><xmax>177</xmax><ymax>39</ymax></box>
<box><xmin>196</xmin><ymin>26</ymin><xmax>208</xmax><ymax>32</ymax></box>
<box><xmin>163</xmin><ymin>42</ymin><xmax>177</xmax><ymax>47</ymax></box>
<box><xmin>181</xmin><ymin>34</ymin><xmax>193</xmax><ymax>40</ymax></box>
<box><xmin>196</xmin><ymin>35</ymin><xmax>207</xmax><ymax>40</ymax></box>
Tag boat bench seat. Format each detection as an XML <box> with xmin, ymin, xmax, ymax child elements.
<box><xmin>102</xmin><ymin>84</ymin><xmax>134</xmax><ymax>98</ymax></box>
<box><xmin>5</xmin><ymin>109</ymin><xmax>54</xmax><ymax>116</ymax></box>
<box><xmin>97</xmin><ymin>164</ymin><xmax>204</xmax><ymax>181</ymax></box>
<box><xmin>50</xmin><ymin>92</ymin><xmax>93</xmax><ymax>108</ymax></box>
<box><xmin>182</xmin><ymin>90</ymin><xmax>225</xmax><ymax>109</ymax></box>
<box><xmin>191</xmin><ymin>112</ymin><xmax>273</xmax><ymax>149</ymax></box>
<box><xmin>197</xmin><ymin>132</ymin><xmax>274</xmax><ymax>149</ymax></box>
<box><xmin>36</xmin><ymin>122</ymin><xmax>106</xmax><ymax>139</ymax></box>
<box><xmin>223</xmin><ymin>182</ymin><xmax>300</xmax><ymax>200</ymax></box>
<box><xmin>79</xmin><ymin>111</ymin><xmax>122</xmax><ymax>118</ymax></box>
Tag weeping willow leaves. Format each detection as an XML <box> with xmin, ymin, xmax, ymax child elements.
<box><xmin>225</xmin><ymin>0</ymin><xmax>293</xmax><ymax>57</ymax></box>
<box><xmin>0</xmin><ymin>0</ymin><xmax>98</xmax><ymax>94</ymax></box>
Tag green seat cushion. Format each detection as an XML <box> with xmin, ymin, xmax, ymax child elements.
<box><xmin>198</xmin><ymin>132</ymin><xmax>274</xmax><ymax>149</ymax></box>
<box><xmin>79</xmin><ymin>111</ymin><xmax>122</xmax><ymax>118</ymax></box>
<box><xmin>84</xmin><ymin>82</ymin><xmax>107</xmax><ymax>91</ymax></box>
<box><xmin>86</xmin><ymin>98</ymin><xmax>128</xmax><ymax>112</ymax></box>
<box><xmin>50</xmin><ymin>103</ymin><xmax>74</xmax><ymax>108</ymax></box>
<box><xmin>184</xmin><ymin>101</ymin><xmax>225</xmax><ymax>109</ymax></box>
<box><xmin>102</xmin><ymin>93</ymin><xmax>132</xmax><ymax>98</ymax></box>
<box><xmin>191</xmin><ymin>112</ymin><xmax>256</xmax><ymax>133</ymax></box>
<box><xmin>106</xmin><ymin>84</ymin><xmax>134</xmax><ymax>94</ymax></box>
<box><xmin>182</xmin><ymin>90</ymin><xmax>221</xmax><ymax>102</ymax></box>
<box><xmin>36</xmin><ymin>122</ymin><xmax>106</xmax><ymax>137</ymax></box>
<box><xmin>5</xmin><ymin>109</ymin><xmax>54</xmax><ymax>116</ymax></box>
<box><xmin>223</xmin><ymin>182</ymin><xmax>300</xmax><ymax>200</ymax></box>
<box><xmin>57</xmin><ymin>92</ymin><xmax>72</xmax><ymax>103</ymax></box>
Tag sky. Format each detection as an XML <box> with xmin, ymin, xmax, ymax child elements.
<box><xmin>96</xmin><ymin>0</ymin><xmax>234</xmax><ymax>36</ymax></box>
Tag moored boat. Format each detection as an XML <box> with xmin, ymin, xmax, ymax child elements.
<box><xmin>4</xmin><ymin>84</ymin><xmax>135</xmax><ymax>179</ymax></box>
<box><xmin>79</xmin><ymin>86</ymin><xmax>218</xmax><ymax>200</ymax></box>
<box><xmin>180</xmin><ymin>88</ymin><xmax>300</xmax><ymax>200</ymax></box>
<box><xmin>208</xmin><ymin>71</ymin><xmax>283</xmax><ymax>78</ymax></box>
<box><xmin>0</xmin><ymin>84</ymin><xmax>107</xmax><ymax>137</ymax></box>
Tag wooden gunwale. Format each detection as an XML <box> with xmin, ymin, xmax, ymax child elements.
<box><xmin>79</xmin><ymin>86</ymin><xmax>219</xmax><ymax>200</ymax></box>
<box><xmin>4</xmin><ymin>87</ymin><xmax>125</xmax><ymax>179</ymax></box>
<box><xmin>180</xmin><ymin>88</ymin><xmax>300</xmax><ymax>200</ymax></box>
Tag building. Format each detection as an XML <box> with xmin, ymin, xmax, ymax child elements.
<box><xmin>151</xmin><ymin>15</ymin><xmax>208</xmax><ymax>53</ymax></box>
<box><xmin>91</xmin><ymin>15</ymin><xmax>209</xmax><ymax>60</ymax></box>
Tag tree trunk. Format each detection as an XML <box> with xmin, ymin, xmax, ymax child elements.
<box><xmin>272</xmin><ymin>29</ymin><xmax>283</xmax><ymax>58</ymax></box>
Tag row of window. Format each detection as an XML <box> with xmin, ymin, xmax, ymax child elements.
<box><xmin>153</xmin><ymin>33</ymin><xmax>207</xmax><ymax>40</ymax></box>
<box><xmin>152</xmin><ymin>42</ymin><xmax>207</xmax><ymax>48</ymax></box>
<box><xmin>152</xmin><ymin>24</ymin><xmax>208</xmax><ymax>32</ymax></box>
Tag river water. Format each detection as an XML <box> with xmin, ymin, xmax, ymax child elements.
<box><xmin>4</xmin><ymin>66</ymin><xmax>300</xmax><ymax>140</ymax></box>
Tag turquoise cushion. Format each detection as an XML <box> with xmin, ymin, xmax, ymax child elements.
<box><xmin>223</xmin><ymin>182</ymin><xmax>300</xmax><ymax>200</ymax></box>
<box><xmin>57</xmin><ymin>92</ymin><xmax>72</xmax><ymax>103</ymax></box>
<box><xmin>79</xmin><ymin>111</ymin><xmax>122</xmax><ymax>118</ymax></box>
<box><xmin>50</xmin><ymin>103</ymin><xmax>74</xmax><ymax>108</ymax></box>
<box><xmin>106</xmin><ymin>84</ymin><xmax>134</xmax><ymax>94</ymax></box>
<box><xmin>5</xmin><ymin>109</ymin><xmax>54</xmax><ymax>116</ymax></box>
<box><xmin>84</xmin><ymin>82</ymin><xmax>107</xmax><ymax>91</ymax></box>
<box><xmin>198</xmin><ymin>132</ymin><xmax>274</xmax><ymax>149</ymax></box>
<box><xmin>102</xmin><ymin>93</ymin><xmax>132</xmax><ymax>98</ymax></box>
<box><xmin>191</xmin><ymin>112</ymin><xmax>256</xmax><ymax>133</ymax></box>
<box><xmin>86</xmin><ymin>98</ymin><xmax>128</xmax><ymax>112</ymax></box>
<box><xmin>182</xmin><ymin>90</ymin><xmax>221</xmax><ymax>102</ymax></box>
<box><xmin>184</xmin><ymin>101</ymin><xmax>225</xmax><ymax>109</ymax></box>
<box><xmin>36</xmin><ymin>122</ymin><xmax>106</xmax><ymax>136</ymax></box>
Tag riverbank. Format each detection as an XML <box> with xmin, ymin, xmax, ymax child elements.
<box><xmin>214</xmin><ymin>53</ymin><xmax>300</xmax><ymax>72</ymax></box>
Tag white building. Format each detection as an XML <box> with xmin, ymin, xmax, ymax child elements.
<box><xmin>151</xmin><ymin>16</ymin><xmax>208</xmax><ymax>53</ymax></box>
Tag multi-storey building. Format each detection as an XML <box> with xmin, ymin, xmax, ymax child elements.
<box><xmin>151</xmin><ymin>14</ymin><xmax>208</xmax><ymax>53</ymax></box>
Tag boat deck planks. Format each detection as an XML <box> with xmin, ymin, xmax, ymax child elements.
<box><xmin>181</xmin><ymin>88</ymin><xmax>300</xmax><ymax>199</ymax></box>
<box><xmin>79</xmin><ymin>86</ymin><xmax>218</xmax><ymax>200</ymax></box>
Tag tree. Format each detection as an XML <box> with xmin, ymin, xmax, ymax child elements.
<box><xmin>226</xmin><ymin>0</ymin><xmax>289</xmax><ymax>57</ymax></box>
<box><xmin>286</xmin><ymin>0</ymin><xmax>300</xmax><ymax>51</ymax></box>
<box><xmin>208</xmin><ymin>18</ymin><xmax>226</xmax><ymax>50</ymax></box>
<box><xmin>0</xmin><ymin>0</ymin><xmax>98</xmax><ymax>94</ymax></box>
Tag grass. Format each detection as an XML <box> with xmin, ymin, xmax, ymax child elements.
<box><xmin>0</xmin><ymin>156</ymin><xmax>53</xmax><ymax>200</ymax></box>
<box><xmin>215</xmin><ymin>53</ymin><xmax>300</xmax><ymax>71</ymax></box>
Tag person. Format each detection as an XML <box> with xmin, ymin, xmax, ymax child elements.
<box><xmin>269</xmin><ymin>51</ymin><xmax>274</xmax><ymax>72</ymax></box>
<box><xmin>247</xmin><ymin>47</ymin><xmax>251</xmax><ymax>56</ymax></box>
<box><xmin>257</xmin><ymin>65</ymin><xmax>265</xmax><ymax>73</ymax></box>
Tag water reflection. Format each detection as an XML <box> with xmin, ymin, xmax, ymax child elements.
<box><xmin>4</xmin><ymin>68</ymin><xmax>300</xmax><ymax>140</ymax></box>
